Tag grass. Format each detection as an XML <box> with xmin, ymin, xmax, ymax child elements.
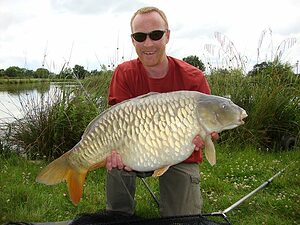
<box><xmin>1</xmin><ymin>145</ymin><xmax>299</xmax><ymax>225</ymax></box>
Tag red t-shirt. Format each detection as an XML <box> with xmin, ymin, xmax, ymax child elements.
<box><xmin>108</xmin><ymin>56</ymin><xmax>211</xmax><ymax>163</ymax></box>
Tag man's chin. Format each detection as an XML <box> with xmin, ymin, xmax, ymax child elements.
<box><xmin>140</xmin><ymin>59</ymin><xmax>159</xmax><ymax>67</ymax></box>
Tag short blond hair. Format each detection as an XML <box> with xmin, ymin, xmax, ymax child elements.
<box><xmin>130</xmin><ymin>6</ymin><xmax>169</xmax><ymax>32</ymax></box>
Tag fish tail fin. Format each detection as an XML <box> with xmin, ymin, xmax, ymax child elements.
<box><xmin>66</xmin><ymin>168</ymin><xmax>87</xmax><ymax>205</ymax></box>
<box><xmin>36</xmin><ymin>151</ymin><xmax>88</xmax><ymax>205</ymax></box>
<box><xmin>36</xmin><ymin>151</ymin><xmax>72</xmax><ymax>185</ymax></box>
<box><xmin>204</xmin><ymin>136</ymin><xmax>216</xmax><ymax>166</ymax></box>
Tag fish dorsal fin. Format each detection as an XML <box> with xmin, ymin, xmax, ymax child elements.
<box><xmin>152</xmin><ymin>165</ymin><xmax>171</xmax><ymax>177</ymax></box>
<box><xmin>134</xmin><ymin>92</ymin><xmax>160</xmax><ymax>99</ymax></box>
<box><xmin>204</xmin><ymin>136</ymin><xmax>216</xmax><ymax>166</ymax></box>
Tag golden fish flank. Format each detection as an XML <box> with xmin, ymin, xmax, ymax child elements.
<box><xmin>36</xmin><ymin>91</ymin><xmax>247</xmax><ymax>205</ymax></box>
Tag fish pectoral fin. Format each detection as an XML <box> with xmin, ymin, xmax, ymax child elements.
<box><xmin>204</xmin><ymin>136</ymin><xmax>216</xmax><ymax>166</ymax></box>
<box><xmin>152</xmin><ymin>165</ymin><xmax>171</xmax><ymax>177</ymax></box>
<box><xmin>88</xmin><ymin>159</ymin><xmax>107</xmax><ymax>171</ymax></box>
<box><xmin>66</xmin><ymin>168</ymin><xmax>88</xmax><ymax>205</ymax></box>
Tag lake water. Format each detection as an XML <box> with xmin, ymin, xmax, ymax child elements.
<box><xmin>0</xmin><ymin>82</ymin><xmax>76</xmax><ymax>124</ymax></box>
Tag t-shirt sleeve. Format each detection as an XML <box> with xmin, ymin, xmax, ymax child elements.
<box><xmin>197</xmin><ymin>71</ymin><xmax>211</xmax><ymax>95</ymax></box>
<box><xmin>174</xmin><ymin>57</ymin><xmax>211</xmax><ymax>95</ymax></box>
<box><xmin>185</xmin><ymin>69</ymin><xmax>211</xmax><ymax>95</ymax></box>
<box><xmin>108</xmin><ymin>66</ymin><xmax>132</xmax><ymax>105</ymax></box>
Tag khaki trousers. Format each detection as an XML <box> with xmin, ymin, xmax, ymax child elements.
<box><xmin>105</xmin><ymin>163</ymin><xmax>203</xmax><ymax>217</ymax></box>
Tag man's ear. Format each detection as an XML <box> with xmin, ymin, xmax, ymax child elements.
<box><xmin>165</xmin><ymin>29</ymin><xmax>170</xmax><ymax>44</ymax></box>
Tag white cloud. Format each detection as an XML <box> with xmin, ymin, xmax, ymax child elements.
<box><xmin>0</xmin><ymin>0</ymin><xmax>299</xmax><ymax>73</ymax></box>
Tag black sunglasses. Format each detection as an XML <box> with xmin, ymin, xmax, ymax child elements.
<box><xmin>131</xmin><ymin>30</ymin><xmax>167</xmax><ymax>42</ymax></box>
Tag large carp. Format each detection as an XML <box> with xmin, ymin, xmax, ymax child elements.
<box><xmin>36</xmin><ymin>91</ymin><xmax>247</xmax><ymax>205</ymax></box>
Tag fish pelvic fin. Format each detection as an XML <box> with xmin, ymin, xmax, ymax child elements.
<box><xmin>36</xmin><ymin>151</ymin><xmax>88</xmax><ymax>205</ymax></box>
<box><xmin>204</xmin><ymin>136</ymin><xmax>216</xmax><ymax>166</ymax></box>
<box><xmin>88</xmin><ymin>159</ymin><xmax>106</xmax><ymax>171</ymax></box>
<box><xmin>152</xmin><ymin>165</ymin><xmax>171</xmax><ymax>177</ymax></box>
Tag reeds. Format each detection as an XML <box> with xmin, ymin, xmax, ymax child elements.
<box><xmin>207</xmin><ymin>60</ymin><xmax>300</xmax><ymax>150</ymax></box>
<box><xmin>6</xmin><ymin>83</ymin><xmax>99</xmax><ymax>159</ymax></box>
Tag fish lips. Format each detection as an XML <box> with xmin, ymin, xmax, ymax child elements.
<box><xmin>240</xmin><ymin>110</ymin><xmax>248</xmax><ymax>124</ymax></box>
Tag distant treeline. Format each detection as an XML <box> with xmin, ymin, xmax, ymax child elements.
<box><xmin>0</xmin><ymin>64</ymin><xmax>112</xmax><ymax>80</ymax></box>
<box><xmin>1</xmin><ymin>55</ymin><xmax>299</xmax><ymax>81</ymax></box>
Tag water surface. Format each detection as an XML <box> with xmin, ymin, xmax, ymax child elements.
<box><xmin>0</xmin><ymin>82</ymin><xmax>76</xmax><ymax>123</ymax></box>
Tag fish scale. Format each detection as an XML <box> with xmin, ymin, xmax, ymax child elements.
<box><xmin>118</xmin><ymin>95</ymin><xmax>199</xmax><ymax>171</ymax></box>
<box><xmin>36</xmin><ymin>90</ymin><xmax>247</xmax><ymax>205</ymax></box>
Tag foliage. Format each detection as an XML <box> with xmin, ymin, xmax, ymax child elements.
<box><xmin>59</xmin><ymin>67</ymin><xmax>73</xmax><ymax>79</ymax></box>
<box><xmin>4</xmin><ymin>66</ymin><xmax>26</xmax><ymax>78</ymax></box>
<box><xmin>82</xmin><ymin>71</ymin><xmax>113</xmax><ymax>111</ymax></box>
<box><xmin>0</xmin><ymin>64</ymin><xmax>109</xmax><ymax>80</ymax></box>
<box><xmin>0</xmin><ymin>68</ymin><xmax>4</xmax><ymax>77</ymax></box>
<box><xmin>7</xmin><ymin>85</ymin><xmax>99</xmax><ymax>159</ymax></box>
<box><xmin>207</xmin><ymin>60</ymin><xmax>300</xmax><ymax>150</ymax></box>
<box><xmin>1</xmin><ymin>71</ymin><xmax>112</xmax><ymax>160</ymax></box>
<box><xmin>183</xmin><ymin>55</ymin><xmax>206</xmax><ymax>71</ymax></box>
<box><xmin>35</xmin><ymin>68</ymin><xmax>50</xmax><ymax>78</ymax></box>
<box><xmin>73</xmin><ymin>64</ymin><xmax>88</xmax><ymax>79</ymax></box>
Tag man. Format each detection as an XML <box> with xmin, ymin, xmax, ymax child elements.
<box><xmin>105</xmin><ymin>6</ymin><xmax>218</xmax><ymax>217</ymax></box>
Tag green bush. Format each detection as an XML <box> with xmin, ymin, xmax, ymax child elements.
<box><xmin>6</xmin><ymin>72</ymin><xmax>113</xmax><ymax>159</ymax></box>
<box><xmin>8</xmin><ymin>86</ymin><xmax>99</xmax><ymax>159</ymax></box>
<box><xmin>207</xmin><ymin>60</ymin><xmax>300</xmax><ymax>150</ymax></box>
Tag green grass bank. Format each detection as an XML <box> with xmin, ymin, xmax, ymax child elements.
<box><xmin>1</xmin><ymin>145</ymin><xmax>299</xmax><ymax>225</ymax></box>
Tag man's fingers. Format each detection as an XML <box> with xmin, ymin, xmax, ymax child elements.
<box><xmin>192</xmin><ymin>135</ymin><xmax>205</xmax><ymax>151</ymax></box>
<box><xmin>116</xmin><ymin>153</ymin><xmax>124</xmax><ymax>170</ymax></box>
<box><xmin>106</xmin><ymin>150</ymin><xmax>127</xmax><ymax>171</ymax></box>
<box><xmin>211</xmin><ymin>132</ymin><xmax>220</xmax><ymax>141</ymax></box>
<box><xmin>106</xmin><ymin>154</ymin><xmax>112</xmax><ymax>170</ymax></box>
<box><xmin>124</xmin><ymin>166</ymin><xmax>133</xmax><ymax>172</ymax></box>
<box><xmin>192</xmin><ymin>133</ymin><xmax>219</xmax><ymax>151</ymax></box>
<box><xmin>111</xmin><ymin>151</ymin><xmax>118</xmax><ymax>168</ymax></box>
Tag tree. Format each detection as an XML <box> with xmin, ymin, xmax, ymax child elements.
<box><xmin>4</xmin><ymin>66</ymin><xmax>24</xmax><ymax>78</ymax></box>
<box><xmin>23</xmin><ymin>69</ymin><xmax>34</xmax><ymax>78</ymax></box>
<box><xmin>35</xmin><ymin>68</ymin><xmax>50</xmax><ymax>78</ymax></box>
<box><xmin>247</xmin><ymin>59</ymin><xmax>296</xmax><ymax>85</ymax></box>
<box><xmin>59</xmin><ymin>68</ymin><xmax>73</xmax><ymax>79</ymax></box>
<box><xmin>182</xmin><ymin>55</ymin><xmax>206</xmax><ymax>71</ymax></box>
<box><xmin>0</xmin><ymin>69</ymin><xmax>5</xmax><ymax>77</ymax></box>
<box><xmin>73</xmin><ymin>64</ymin><xmax>87</xmax><ymax>79</ymax></box>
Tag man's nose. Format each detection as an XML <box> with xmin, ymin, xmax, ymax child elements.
<box><xmin>143</xmin><ymin>36</ymin><xmax>154</xmax><ymax>47</ymax></box>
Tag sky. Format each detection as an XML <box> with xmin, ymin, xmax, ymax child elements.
<box><xmin>1</xmin><ymin>0</ymin><xmax>300</xmax><ymax>74</ymax></box>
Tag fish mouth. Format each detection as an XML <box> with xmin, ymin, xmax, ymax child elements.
<box><xmin>240</xmin><ymin>110</ymin><xmax>248</xmax><ymax>124</ymax></box>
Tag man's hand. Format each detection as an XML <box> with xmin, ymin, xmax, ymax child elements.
<box><xmin>192</xmin><ymin>132</ymin><xmax>219</xmax><ymax>151</ymax></box>
<box><xmin>106</xmin><ymin>150</ymin><xmax>132</xmax><ymax>171</ymax></box>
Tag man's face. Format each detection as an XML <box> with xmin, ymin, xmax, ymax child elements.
<box><xmin>131</xmin><ymin>12</ymin><xmax>170</xmax><ymax>67</ymax></box>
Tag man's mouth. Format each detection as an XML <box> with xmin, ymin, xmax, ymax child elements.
<box><xmin>143</xmin><ymin>51</ymin><xmax>155</xmax><ymax>55</ymax></box>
